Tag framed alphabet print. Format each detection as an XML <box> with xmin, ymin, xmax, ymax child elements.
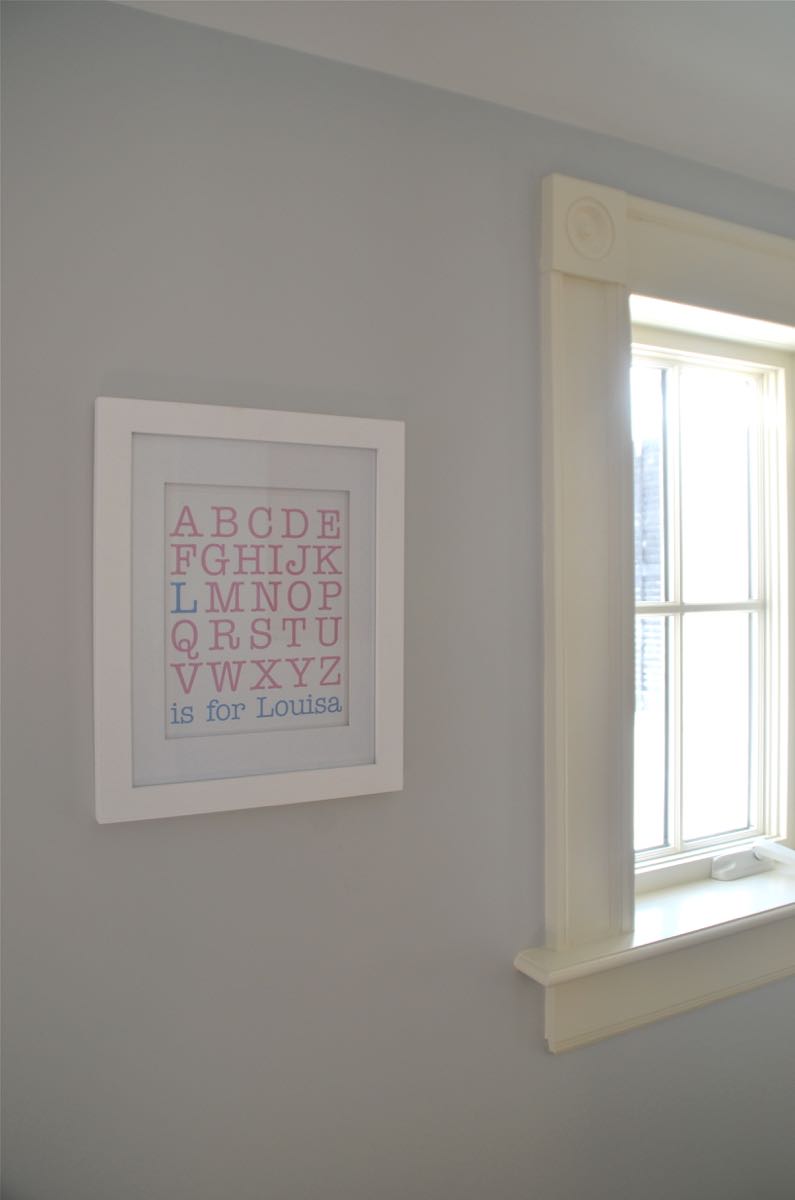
<box><xmin>93</xmin><ymin>397</ymin><xmax>404</xmax><ymax>822</ymax></box>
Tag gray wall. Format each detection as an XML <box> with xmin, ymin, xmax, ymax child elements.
<box><xmin>3</xmin><ymin>4</ymin><xmax>794</xmax><ymax>1198</ymax></box>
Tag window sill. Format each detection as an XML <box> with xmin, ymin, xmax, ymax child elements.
<box><xmin>514</xmin><ymin>872</ymin><xmax>795</xmax><ymax>1051</ymax></box>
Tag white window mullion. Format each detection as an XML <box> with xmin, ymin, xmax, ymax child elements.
<box><xmin>761</xmin><ymin>364</ymin><xmax>789</xmax><ymax>841</ymax></box>
<box><xmin>638</xmin><ymin>600</ymin><xmax>765</xmax><ymax>615</ymax></box>
<box><xmin>671</xmin><ymin>608</ymin><xmax>683</xmax><ymax>856</ymax></box>
<box><xmin>667</xmin><ymin>363</ymin><xmax>683</xmax><ymax>859</ymax></box>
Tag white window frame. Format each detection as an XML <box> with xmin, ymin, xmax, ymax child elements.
<box><xmin>631</xmin><ymin>330</ymin><xmax>790</xmax><ymax>874</ymax></box>
<box><xmin>514</xmin><ymin>175</ymin><xmax>795</xmax><ymax>1051</ymax></box>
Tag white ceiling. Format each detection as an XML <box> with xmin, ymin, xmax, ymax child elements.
<box><xmin>122</xmin><ymin>1</ymin><xmax>795</xmax><ymax>193</ymax></box>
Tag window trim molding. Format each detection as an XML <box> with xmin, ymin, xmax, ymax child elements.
<box><xmin>518</xmin><ymin>174</ymin><xmax>795</xmax><ymax>1051</ymax></box>
<box><xmin>520</xmin><ymin>909</ymin><xmax>795</xmax><ymax>1053</ymax></box>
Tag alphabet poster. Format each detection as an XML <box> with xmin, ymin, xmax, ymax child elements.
<box><xmin>165</xmin><ymin>484</ymin><xmax>349</xmax><ymax>737</ymax></box>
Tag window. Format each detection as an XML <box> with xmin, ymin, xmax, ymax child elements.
<box><xmin>515</xmin><ymin>175</ymin><xmax>795</xmax><ymax>1051</ymax></box>
<box><xmin>631</xmin><ymin>323</ymin><xmax>789</xmax><ymax>875</ymax></box>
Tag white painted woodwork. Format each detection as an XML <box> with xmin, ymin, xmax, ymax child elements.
<box><xmin>541</xmin><ymin>270</ymin><xmax>634</xmax><ymax>947</ymax></box>
<box><xmin>627</xmin><ymin>198</ymin><xmax>795</xmax><ymax>328</ymax></box>
<box><xmin>541</xmin><ymin>175</ymin><xmax>627</xmax><ymax>285</ymax></box>
<box><xmin>522</xmin><ymin>174</ymin><xmax>795</xmax><ymax>1045</ymax></box>
<box><xmin>518</xmin><ymin>874</ymin><xmax>795</xmax><ymax>1052</ymax></box>
<box><xmin>543</xmin><ymin>913</ymin><xmax>795</xmax><ymax>1052</ymax></box>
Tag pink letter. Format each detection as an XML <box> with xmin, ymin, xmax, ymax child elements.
<box><xmin>233</xmin><ymin>544</ymin><xmax>265</xmax><ymax>575</ymax></box>
<box><xmin>247</xmin><ymin>507</ymin><xmax>272</xmax><ymax>538</ymax></box>
<box><xmin>200</xmin><ymin>544</ymin><xmax>229</xmax><ymax>576</ymax></box>
<box><xmin>170</xmin><ymin>619</ymin><xmax>199</xmax><ymax>659</ymax></box>
<box><xmin>170</xmin><ymin>661</ymin><xmax>203</xmax><ymax>694</ymax></box>
<box><xmin>205</xmin><ymin>581</ymin><xmax>243</xmax><ymax>613</ymax></box>
<box><xmin>252</xmin><ymin>581</ymin><xmax>281</xmax><ymax>612</ymax></box>
<box><xmin>319</xmin><ymin>581</ymin><xmax>342</xmax><ymax>610</ymax></box>
<box><xmin>319</xmin><ymin>656</ymin><xmax>342</xmax><ymax>686</ymax></box>
<box><xmin>283</xmin><ymin>508</ymin><xmax>309</xmax><ymax>539</ymax></box>
<box><xmin>207</xmin><ymin>660</ymin><xmax>246</xmax><ymax>692</ymax></box>
<box><xmin>249</xmin><ymin>618</ymin><xmax>271</xmax><ymax>650</ymax></box>
<box><xmin>286</xmin><ymin>581</ymin><xmax>312</xmax><ymax>612</ymax></box>
<box><xmin>317</xmin><ymin>509</ymin><xmax>341</xmax><ymax>540</ymax></box>
<box><xmin>249</xmin><ymin>659</ymin><xmax>282</xmax><ymax>689</ymax></box>
<box><xmin>281</xmin><ymin>617</ymin><xmax>307</xmax><ymax>647</ymax></box>
<box><xmin>209</xmin><ymin>619</ymin><xmax>240</xmax><ymax>651</ymax></box>
<box><xmin>317</xmin><ymin>616</ymin><xmax>342</xmax><ymax>647</ymax></box>
<box><xmin>285</xmin><ymin>657</ymin><xmax>314</xmax><ymax>687</ymax></box>
<box><xmin>313</xmin><ymin>545</ymin><xmax>342</xmax><ymax>575</ymax></box>
<box><xmin>169</xmin><ymin>505</ymin><xmax>201</xmax><ymax>538</ymax></box>
<box><xmin>284</xmin><ymin>545</ymin><xmax>310</xmax><ymax>577</ymax></box>
<box><xmin>170</xmin><ymin>543</ymin><xmax>197</xmax><ymax>575</ymax></box>
<box><xmin>211</xmin><ymin>506</ymin><xmax>238</xmax><ymax>537</ymax></box>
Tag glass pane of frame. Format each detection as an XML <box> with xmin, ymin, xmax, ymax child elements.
<box><xmin>634</xmin><ymin>614</ymin><xmax>669</xmax><ymax>852</ymax></box>
<box><xmin>679</xmin><ymin>367</ymin><xmax>757</xmax><ymax>604</ymax></box>
<box><xmin>681</xmin><ymin>610</ymin><xmax>756</xmax><ymax>842</ymax></box>
<box><xmin>631</xmin><ymin>364</ymin><xmax>666</xmax><ymax>604</ymax></box>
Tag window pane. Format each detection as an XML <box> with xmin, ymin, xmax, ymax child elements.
<box><xmin>680</xmin><ymin>367</ymin><xmax>757</xmax><ymax>603</ymax></box>
<box><xmin>681</xmin><ymin>611</ymin><xmax>755</xmax><ymax>842</ymax></box>
<box><xmin>631</xmin><ymin>365</ymin><xmax>666</xmax><ymax>603</ymax></box>
<box><xmin>635</xmin><ymin>615</ymin><xmax>668</xmax><ymax>852</ymax></box>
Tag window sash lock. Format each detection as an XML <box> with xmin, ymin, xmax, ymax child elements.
<box><xmin>712</xmin><ymin>841</ymin><xmax>795</xmax><ymax>881</ymax></box>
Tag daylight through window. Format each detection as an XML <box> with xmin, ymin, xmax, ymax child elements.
<box><xmin>632</xmin><ymin>327</ymin><xmax>789</xmax><ymax>867</ymax></box>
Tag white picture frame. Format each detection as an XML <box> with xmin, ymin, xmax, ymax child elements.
<box><xmin>94</xmin><ymin>397</ymin><xmax>404</xmax><ymax>823</ymax></box>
